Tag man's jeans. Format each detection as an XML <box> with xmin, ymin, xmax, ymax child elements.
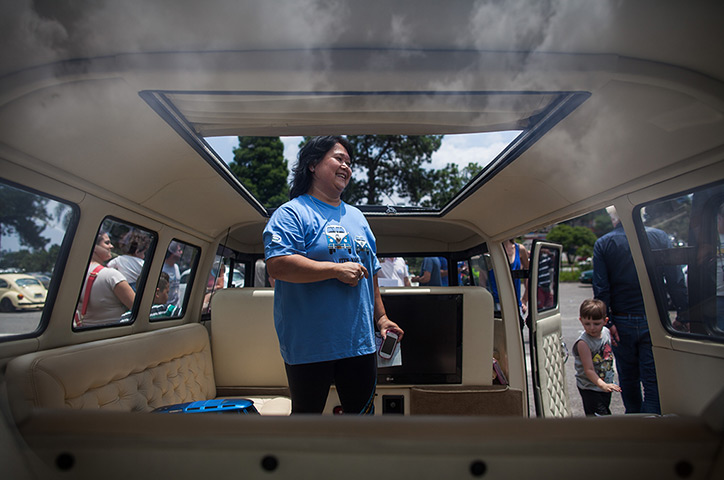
<box><xmin>611</xmin><ymin>314</ymin><xmax>661</xmax><ymax>414</ymax></box>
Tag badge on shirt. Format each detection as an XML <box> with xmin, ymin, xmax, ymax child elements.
<box><xmin>354</xmin><ymin>235</ymin><xmax>370</xmax><ymax>253</ymax></box>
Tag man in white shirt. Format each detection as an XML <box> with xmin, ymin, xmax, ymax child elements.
<box><xmin>378</xmin><ymin>257</ymin><xmax>411</xmax><ymax>287</ymax></box>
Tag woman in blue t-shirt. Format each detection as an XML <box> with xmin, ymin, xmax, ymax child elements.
<box><xmin>263</xmin><ymin>136</ymin><xmax>403</xmax><ymax>414</ymax></box>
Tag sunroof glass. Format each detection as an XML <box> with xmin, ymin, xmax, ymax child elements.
<box><xmin>205</xmin><ymin>132</ymin><xmax>522</xmax><ymax>210</ymax></box>
<box><xmin>140</xmin><ymin>89</ymin><xmax>589</xmax><ymax>215</ymax></box>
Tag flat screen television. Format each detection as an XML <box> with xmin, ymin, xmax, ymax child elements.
<box><xmin>378</xmin><ymin>293</ymin><xmax>463</xmax><ymax>385</ymax></box>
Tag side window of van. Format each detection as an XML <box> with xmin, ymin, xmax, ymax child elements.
<box><xmin>468</xmin><ymin>254</ymin><xmax>488</xmax><ymax>289</ymax></box>
<box><xmin>637</xmin><ymin>181</ymin><xmax>724</xmax><ymax>339</ymax></box>
<box><xmin>535</xmin><ymin>246</ymin><xmax>559</xmax><ymax>313</ymax></box>
<box><xmin>74</xmin><ymin>218</ymin><xmax>155</xmax><ymax>329</ymax></box>
<box><xmin>200</xmin><ymin>250</ymin><xmax>246</xmax><ymax>316</ymax></box>
<box><xmin>456</xmin><ymin>260</ymin><xmax>472</xmax><ymax>286</ymax></box>
<box><xmin>0</xmin><ymin>180</ymin><xmax>77</xmax><ymax>338</ymax></box>
<box><xmin>377</xmin><ymin>255</ymin><xmax>480</xmax><ymax>288</ymax></box>
<box><xmin>384</xmin><ymin>257</ymin><xmax>446</xmax><ymax>287</ymax></box>
<box><xmin>377</xmin><ymin>257</ymin><xmax>412</xmax><ymax>286</ymax></box>
<box><xmin>150</xmin><ymin>239</ymin><xmax>199</xmax><ymax>322</ymax></box>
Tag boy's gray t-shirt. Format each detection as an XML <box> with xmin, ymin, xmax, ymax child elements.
<box><xmin>572</xmin><ymin>327</ymin><xmax>615</xmax><ymax>391</ymax></box>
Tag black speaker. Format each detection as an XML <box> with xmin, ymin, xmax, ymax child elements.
<box><xmin>382</xmin><ymin>395</ymin><xmax>404</xmax><ymax>414</ymax></box>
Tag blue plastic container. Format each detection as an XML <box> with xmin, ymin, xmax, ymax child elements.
<box><xmin>153</xmin><ymin>398</ymin><xmax>259</xmax><ymax>414</ymax></box>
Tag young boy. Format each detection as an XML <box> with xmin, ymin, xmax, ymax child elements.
<box><xmin>120</xmin><ymin>273</ymin><xmax>181</xmax><ymax>323</ymax></box>
<box><xmin>573</xmin><ymin>298</ymin><xmax>621</xmax><ymax>416</ymax></box>
<box><xmin>148</xmin><ymin>272</ymin><xmax>182</xmax><ymax>319</ymax></box>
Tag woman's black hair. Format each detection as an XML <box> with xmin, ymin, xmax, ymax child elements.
<box><xmin>289</xmin><ymin>136</ymin><xmax>353</xmax><ymax>199</ymax></box>
<box><xmin>95</xmin><ymin>231</ymin><xmax>109</xmax><ymax>245</ymax></box>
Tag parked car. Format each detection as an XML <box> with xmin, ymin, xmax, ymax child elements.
<box><xmin>27</xmin><ymin>272</ymin><xmax>51</xmax><ymax>289</ymax></box>
<box><xmin>0</xmin><ymin>273</ymin><xmax>47</xmax><ymax>312</ymax></box>
<box><xmin>579</xmin><ymin>269</ymin><xmax>593</xmax><ymax>284</ymax></box>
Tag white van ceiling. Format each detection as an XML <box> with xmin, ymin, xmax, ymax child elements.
<box><xmin>1</xmin><ymin>1</ymin><xmax>723</xmax><ymax>245</ymax></box>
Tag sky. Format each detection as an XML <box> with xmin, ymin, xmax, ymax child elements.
<box><xmin>206</xmin><ymin>131</ymin><xmax>521</xmax><ymax>180</ymax></box>
<box><xmin>0</xmin><ymin>200</ymin><xmax>70</xmax><ymax>254</ymax></box>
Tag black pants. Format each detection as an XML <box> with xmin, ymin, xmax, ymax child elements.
<box><xmin>578</xmin><ymin>388</ymin><xmax>612</xmax><ymax>416</ymax></box>
<box><xmin>284</xmin><ymin>353</ymin><xmax>377</xmax><ymax>414</ymax></box>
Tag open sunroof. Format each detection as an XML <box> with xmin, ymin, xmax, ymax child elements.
<box><xmin>141</xmin><ymin>90</ymin><xmax>589</xmax><ymax>216</ymax></box>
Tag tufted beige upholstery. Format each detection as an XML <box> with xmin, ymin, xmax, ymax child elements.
<box><xmin>536</xmin><ymin>316</ymin><xmax>571</xmax><ymax>417</ymax></box>
<box><xmin>6</xmin><ymin>324</ymin><xmax>216</xmax><ymax>421</ymax></box>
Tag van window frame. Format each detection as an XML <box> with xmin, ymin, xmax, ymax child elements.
<box><xmin>73</xmin><ymin>216</ymin><xmax>158</xmax><ymax>331</ymax></box>
<box><xmin>150</xmin><ymin>238</ymin><xmax>201</xmax><ymax>323</ymax></box>
<box><xmin>0</xmin><ymin>178</ymin><xmax>79</xmax><ymax>342</ymax></box>
<box><xmin>634</xmin><ymin>180</ymin><xmax>724</xmax><ymax>343</ymax></box>
<box><xmin>199</xmin><ymin>245</ymin><xmax>253</xmax><ymax>320</ymax></box>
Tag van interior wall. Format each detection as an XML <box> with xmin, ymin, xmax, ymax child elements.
<box><xmin>614</xmin><ymin>160</ymin><xmax>724</xmax><ymax>417</ymax></box>
<box><xmin>0</xmin><ymin>155</ymin><xmax>215</xmax><ymax>359</ymax></box>
<box><xmin>487</xmin><ymin>242</ymin><xmax>527</xmax><ymax>402</ymax></box>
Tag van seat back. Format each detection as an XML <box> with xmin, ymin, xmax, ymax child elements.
<box><xmin>210</xmin><ymin>288</ymin><xmax>288</xmax><ymax>388</ymax></box>
<box><xmin>5</xmin><ymin>324</ymin><xmax>216</xmax><ymax>421</ymax></box>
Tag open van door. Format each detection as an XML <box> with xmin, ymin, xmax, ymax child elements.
<box><xmin>528</xmin><ymin>241</ymin><xmax>571</xmax><ymax>417</ymax></box>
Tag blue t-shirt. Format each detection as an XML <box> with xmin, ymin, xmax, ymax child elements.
<box><xmin>438</xmin><ymin>257</ymin><xmax>449</xmax><ymax>286</ymax></box>
<box><xmin>263</xmin><ymin>194</ymin><xmax>380</xmax><ymax>365</ymax></box>
<box><xmin>419</xmin><ymin>257</ymin><xmax>442</xmax><ymax>286</ymax></box>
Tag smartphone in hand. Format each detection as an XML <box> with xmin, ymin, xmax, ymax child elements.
<box><xmin>378</xmin><ymin>330</ymin><xmax>399</xmax><ymax>359</ymax></box>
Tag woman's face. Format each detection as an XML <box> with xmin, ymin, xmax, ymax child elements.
<box><xmin>310</xmin><ymin>143</ymin><xmax>352</xmax><ymax>197</ymax></box>
<box><xmin>94</xmin><ymin>234</ymin><xmax>114</xmax><ymax>263</ymax></box>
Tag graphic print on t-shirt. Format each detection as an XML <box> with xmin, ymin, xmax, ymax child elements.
<box><xmin>325</xmin><ymin>224</ymin><xmax>353</xmax><ymax>255</ymax></box>
<box><xmin>592</xmin><ymin>342</ymin><xmax>615</xmax><ymax>381</ymax></box>
<box><xmin>354</xmin><ymin>235</ymin><xmax>371</xmax><ymax>253</ymax></box>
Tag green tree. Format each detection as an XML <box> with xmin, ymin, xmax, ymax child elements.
<box><xmin>546</xmin><ymin>224</ymin><xmax>597</xmax><ymax>262</ymax></box>
<box><xmin>0</xmin><ymin>183</ymin><xmax>51</xmax><ymax>251</ymax></box>
<box><xmin>422</xmin><ymin>162</ymin><xmax>481</xmax><ymax>208</ymax></box>
<box><xmin>592</xmin><ymin>210</ymin><xmax>614</xmax><ymax>237</ymax></box>
<box><xmin>230</xmin><ymin>137</ymin><xmax>289</xmax><ymax>208</ymax></box>
<box><xmin>575</xmin><ymin>245</ymin><xmax>594</xmax><ymax>264</ymax></box>
<box><xmin>0</xmin><ymin>245</ymin><xmax>60</xmax><ymax>273</ymax></box>
<box><xmin>339</xmin><ymin>135</ymin><xmax>443</xmax><ymax>205</ymax></box>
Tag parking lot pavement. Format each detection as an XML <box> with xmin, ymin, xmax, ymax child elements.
<box><xmin>0</xmin><ymin>310</ymin><xmax>42</xmax><ymax>336</ymax></box>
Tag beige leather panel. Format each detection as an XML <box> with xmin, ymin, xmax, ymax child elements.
<box><xmin>410</xmin><ymin>386</ymin><xmax>524</xmax><ymax>416</ymax></box>
<box><xmin>245</xmin><ymin>396</ymin><xmax>292</xmax><ymax>416</ymax></box>
<box><xmin>210</xmin><ymin>287</ymin><xmax>494</xmax><ymax>388</ymax></box>
<box><xmin>5</xmin><ymin>324</ymin><xmax>216</xmax><ymax>421</ymax></box>
<box><xmin>15</xmin><ymin>410</ymin><xmax>719</xmax><ymax>479</ymax></box>
<box><xmin>210</xmin><ymin>288</ymin><xmax>288</xmax><ymax>387</ymax></box>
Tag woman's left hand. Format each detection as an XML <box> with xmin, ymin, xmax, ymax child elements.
<box><xmin>377</xmin><ymin>314</ymin><xmax>404</xmax><ymax>341</ymax></box>
<box><xmin>336</xmin><ymin>262</ymin><xmax>369</xmax><ymax>286</ymax></box>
